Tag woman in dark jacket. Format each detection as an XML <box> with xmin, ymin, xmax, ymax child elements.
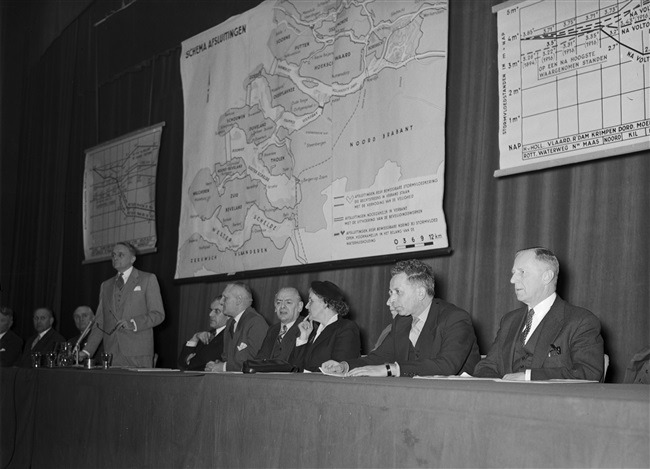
<box><xmin>289</xmin><ymin>280</ymin><xmax>360</xmax><ymax>372</ymax></box>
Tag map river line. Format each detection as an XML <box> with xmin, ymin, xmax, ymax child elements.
<box><xmin>176</xmin><ymin>0</ymin><xmax>450</xmax><ymax>278</ymax></box>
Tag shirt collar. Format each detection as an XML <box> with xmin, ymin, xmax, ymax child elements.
<box><xmin>529</xmin><ymin>292</ymin><xmax>557</xmax><ymax>315</ymax></box>
<box><xmin>120</xmin><ymin>266</ymin><xmax>134</xmax><ymax>282</ymax></box>
<box><xmin>281</xmin><ymin>320</ymin><xmax>297</xmax><ymax>330</ymax></box>
<box><xmin>232</xmin><ymin>309</ymin><xmax>246</xmax><ymax>324</ymax></box>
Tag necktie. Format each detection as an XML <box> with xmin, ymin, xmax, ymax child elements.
<box><xmin>116</xmin><ymin>273</ymin><xmax>124</xmax><ymax>289</ymax></box>
<box><xmin>521</xmin><ymin>308</ymin><xmax>535</xmax><ymax>345</ymax></box>
<box><xmin>31</xmin><ymin>334</ymin><xmax>41</xmax><ymax>349</ymax></box>
<box><xmin>277</xmin><ymin>324</ymin><xmax>288</xmax><ymax>345</ymax></box>
<box><xmin>227</xmin><ymin>320</ymin><xmax>235</xmax><ymax>338</ymax></box>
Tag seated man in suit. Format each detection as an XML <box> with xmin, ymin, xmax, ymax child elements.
<box><xmin>0</xmin><ymin>307</ymin><xmax>23</xmax><ymax>367</ymax></box>
<box><xmin>68</xmin><ymin>305</ymin><xmax>102</xmax><ymax>360</ymax></box>
<box><xmin>205</xmin><ymin>283</ymin><xmax>268</xmax><ymax>372</ymax></box>
<box><xmin>178</xmin><ymin>295</ymin><xmax>228</xmax><ymax>371</ymax></box>
<box><xmin>256</xmin><ymin>287</ymin><xmax>304</xmax><ymax>361</ymax></box>
<box><xmin>473</xmin><ymin>247</ymin><xmax>604</xmax><ymax>381</ymax></box>
<box><xmin>322</xmin><ymin>259</ymin><xmax>480</xmax><ymax>377</ymax></box>
<box><xmin>20</xmin><ymin>307</ymin><xmax>66</xmax><ymax>367</ymax></box>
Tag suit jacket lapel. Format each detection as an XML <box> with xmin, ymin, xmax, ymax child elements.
<box><xmin>122</xmin><ymin>268</ymin><xmax>138</xmax><ymax>297</ymax></box>
<box><xmin>393</xmin><ymin>316</ymin><xmax>411</xmax><ymax>361</ymax></box>
<box><xmin>275</xmin><ymin>317</ymin><xmax>302</xmax><ymax>353</ymax></box>
<box><xmin>414</xmin><ymin>302</ymin><xmax>439</xmax><ymax>353</ymax></box>
<box><xmin>531</xmin><ymin>297</ymin><xmax>565</xmax><ymax>368</ymax></box>
<box><xmin>233</xmin><ymin>308</ymin><xmax>251</xmax><ymax>345</ymax></box>
<box><xmin>505</xmin><ymin>306</ymin><xmax>528</xmax><ymax>374</ymax></box>
<box><xmin>311</xmin><ymin>320</ymin><xmax>333</xmax><ymax>348</ymax></box>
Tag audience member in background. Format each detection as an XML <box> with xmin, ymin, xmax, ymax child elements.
<box><xmin>290</xmin><ymin>280</ymin><xmax>360</xmax><ymax>372</ymax></box>
<box><xmin>20</xmin><ymin>307</ymin><xmax>66</xmax><ymax>367</ymax></box>
<box><xmin>322</xmin><ymin>259</ymin><xmax>480</xmax><ymax>377</ymax></box>
<box><xmin>68</xmin><ymin>305</ymin><xmax>102</xmax><ymax>360</ymax></box>
<box><xmin>81</xmin><ymin>241</ymin><xmax>165</xmax><ymax>368</ymax></box>
<box><xmin>473</xmin><ymin>247</ymin><xmax>604</xmax><ymax>381</ymax></box>
<box><xmin>0</xmin><ymin>307</ymin><xmax>23</xmax><ymax>367</ymax></box>
<box><xmin>256</xmin><ymin>287</ymin><xmax>304</xmax><ymax>361</ymax></box>
<box><xmin>205</xmin><ymin>283</ymin><xmax>268</xmax><ymax>372</ymax></box>
<box><xmin>178</xmin><ymin>295</ymin><xmax>228</xmax><ymax>371</ymax></box>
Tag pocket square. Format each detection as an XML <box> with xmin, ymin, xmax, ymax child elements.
<box><xmin>237</xmin><ymin>342</ymin><xmax>248</xmax><ymax>351</ymax></box>
<box><xmin>134</xmin><ymin>286</ymin><xmax>142</xmax><ymax>291</ymax></box>
<box><xmin>0</xmin><ymin>348</ymin><xmax>6</xmax><ymax>352</ymax></box>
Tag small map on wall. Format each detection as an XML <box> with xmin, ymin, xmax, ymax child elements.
<box><xmin>176</xmin><ymin>0</ymin><xmax>449</xmax><ymax>279</ymax></box>
<box><xmin>83</xmin><ymin>123</ymin><xmax>163</xmax><ymax>262</ymax></box>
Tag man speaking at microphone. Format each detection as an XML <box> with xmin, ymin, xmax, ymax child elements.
<box><xmin>81</xmin><ymin>242</ymin><xmax>165</xmax><ymax>368</ymax></box>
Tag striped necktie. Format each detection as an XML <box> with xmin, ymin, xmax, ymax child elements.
<box><xmin>521</xmin><ymin>309</ymin><xmax>535</xmax><ymax>345</ymax></box>
<box><xmin>277</xmin><ymin>324</ymin><xmax>288</xmax><ymax>345</ymax></box>
<box><xmin>116</xmin><ymin>273</ymin><xmax>125</xmax><ymax>289</ymax></box>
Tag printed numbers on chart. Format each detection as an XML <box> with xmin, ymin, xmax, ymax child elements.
<box><xmin>393</xmin><ymin>234</ymin><xmax>436</xmax><ymax>245</ymax></box>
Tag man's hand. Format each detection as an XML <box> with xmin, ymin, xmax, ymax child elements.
<box><xmin>297</xmin><ymin>317</ymin><xmax>313</xmax><ymax>341</ymax></box>
<box><xmin>193</xmin><ymin>331</ymin><xmax>212</xmax><ymax>344</ymax></box>
<box><xmin>115</xmin><ymin>319</ymin><xmax>134</xmax><ymax>331</ymax></box>
<box><xmin>503</xmin><ymin>372</ymin><xmax>526</xmax><ymax>381</ymax></box>
<box><xmin>205</xmin><ymin>360</ymin><xmax>226</xmax><ymax>372</ymax></box>
<box><xmin>321</xmin><ymin>360</ymin><xmax>347</xmax><ymax>375</ymax></box>
<box><xmin>347</xmin><ymin>365</ymin><xmax>389</xmax><ymax>377</ymax></box>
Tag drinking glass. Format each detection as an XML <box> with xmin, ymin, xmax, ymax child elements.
<box><xmin>45</xmin><ymin>351</ymin><xmax>57</xmax><ymax>367</ymax></box>
<box><xmin>101</xmin><ymin>352</ymin><xmax>113</xmax><ymax>369</ymax></box>
<box><xmin>31</xmin><ymin>352</ymin><xmax>42</xmax><ymax>368</ymax></box>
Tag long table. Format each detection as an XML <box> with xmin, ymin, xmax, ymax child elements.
<box><xmin>1</xmin><ymin>367</ymin><xmax>648</xmax><ymax>468</ymax></box>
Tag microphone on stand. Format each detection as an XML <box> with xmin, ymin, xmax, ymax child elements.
<box><xmin>73</xmin><ymin>319</ymin><xmax>95</xmax><ymax>364</ymax></box>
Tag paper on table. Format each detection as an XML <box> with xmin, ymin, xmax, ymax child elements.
<box><xmin>319</xmin><ymin>367</ymin><xmax>346</xmax><ymax>377</ymax></box>
<box><xmin>415</xmin><ymin>372</ymin><xmax>503</xmax><ymax>381</ymax></box>
<box><xmin>415</xmin><ymin>372</ymin><xmax>598</xmax><ymax>383</ymax></box>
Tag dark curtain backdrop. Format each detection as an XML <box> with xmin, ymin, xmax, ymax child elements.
<box><xmin>1</xmin><ymin>1</ymin><xmax>648</xmax><ymax>382</ymax></box>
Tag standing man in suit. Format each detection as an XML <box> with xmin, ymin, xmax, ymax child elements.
<box><xmin>256</xmin><ymin>287</ymin><xmax>304</xmax><ymax>361</ymax></box>
<box><xmin>68</xmin><ymin>305</ymin><xmax>102</xmax><ymax>360</ymax></box>
<box><xmin>81</xmin><ymin>242</ymin><xmax>165</xmax><ymax>368</ymax></box>
<box><xmin>178</xmin><ymin>295</ymin><xmax>228</xmax><ymax>370</ymax></box>
<box><xmin>20</xmin><ymin>307</ymin><xmax>66</xmax><ymax>367</ymax></box>
<box><xmin>322</xmin><ymin>259</ymin><xmax>480</xmax><ymax>377</ymax></box>
<box><xmin>205</xmin><ymin>282</ymin><xmax>267</xmax><ymax>372</ymax></box>
<box><xmin>0</xmin><ymin>307</ymin><xmax>23</xmax><ymax>367</ymax></box>
<box><xmin>473</xmin><ymin>247</ymin><xmax>604</xmax><ymax>381</ymax></box>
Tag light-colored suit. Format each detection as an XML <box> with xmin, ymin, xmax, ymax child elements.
<box><xmin>85</xmin><ymin>268</ymin><xmax>165</xmax><ymax>367</ymax></box>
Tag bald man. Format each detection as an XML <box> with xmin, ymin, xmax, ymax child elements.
<box><xmin>68</xmin><ymin>306</ymin><xmax>103</xmax><ymax>360</ymax></box>
<box><xmin>205</xmin><ymin>282</ymin><xmax>268</xmax><ymax>372</ymax></box>
<box><xmin>256</xmin><ymin>287</ymin><xmax>305</xmax><ymax>361</ymax></box>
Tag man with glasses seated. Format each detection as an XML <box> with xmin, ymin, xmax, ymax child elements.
<box><xmin>178</xmin><ymin>295</ymin><xmax>228</xmax><ymax>371</ymax></box>
<box><xmin>81</xmin><ymin>242</ymin><xmax>165</xmax><ymax>368</ymax></box>
<box><xmin>255</xmin><ymin>287</ymin><xmax>305</xmax><ymax>362</ymax></box>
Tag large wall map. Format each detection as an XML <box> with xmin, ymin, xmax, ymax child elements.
<box><xmin>176</xmin><ymin>0</ymin><xmax>449</xmax><ymax>279</ymax></box>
